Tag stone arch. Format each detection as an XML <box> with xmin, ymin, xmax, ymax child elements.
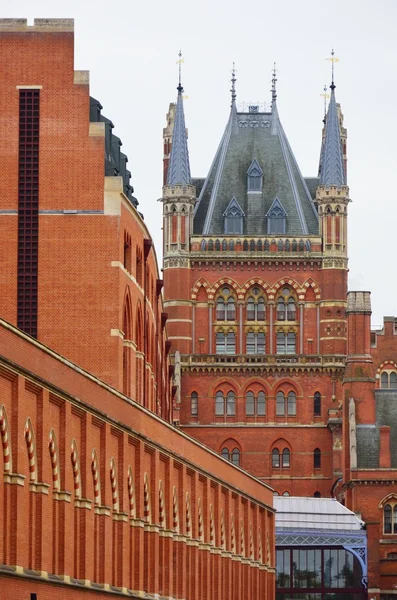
<box><xmin>48</xmin><ymin>428</ymin><xmax>60</xmax><ymax>491</ymax></box>
<box><xmin>241</xmin><ymin>277</ymin><xmax>271</xmax><ymax>299</ymax></box>
<box><xmin>271</xmin><ymin>377</ymin><xmax>304</xmax><ymax>397</ymax></box>
<box><xmin>271</xmin><ymin>278</ymin><xmax>301</xmax><ymax>297</ymax></box>
<box><xmin>378</xmin><ymin>493</ymin><xmax>397</xmax><ymax>509</ymax></box>
<box><xmin>211</xmin><ymin>277</ymin><xmax>241</xmax><ymax>298</ymax></box>
<box><xmin>301</xmin><ymin>278</ymin><xmax>321</xmax><ymax>300</ymax></box>
<box><xmin>191</xmin><ymin>277</ymin><xmax>210</xmax><ymax>300</ymax></box>
<box><xmin>0</xmin><ymin>404</ymin><xmax>12</xmax><ymax>473</ymax></box>
<box><xmin>24</xmin><ymin>417</ymin><xmax>37</xmax><ymax>483</ymax></box>
<box><xmin>271</xmin><ymin>437</ymin><xmax>292</xmax><ymax>452</ymax></box>
<box><xmin>70</xmin><ymin>439</ymin><xmax>81</xmax><ymax>498</ymax></box>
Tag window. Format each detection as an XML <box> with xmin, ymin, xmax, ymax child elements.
<box><xmin>215</xmin><ymin>391</ymin><xmax>236</xmax><ymax>416</ymax></box>
<box><xmin>124</xmin><ymin>232</ymin><xmax>131</xmax><ymax>272</ymax></box>
<box><xmin>272</xmin><ymin>448</ymin><xmax>280</xmax><ymax>468</ymax></box>
<box><xmin>380</xmin><ymin>371</ymin><xmax>397</xmax><ymax>389</ymax></box>
<box><xmin>314</xmin><ymin>448</ymin><xmax>321</xmax><ymax>469</ymax></box>
<box><xmin>384</xmin><ymin>503</ymin><xmax>397</xmax><ymax>534</ymax></box>
<box><xmin>282</xmin><ymin>448</ymin><xmax>290</xmax><ymax>468</ymax></box>
<box><xmin>191</xmin><ymin>392</ymin><xmax>198</xmax><ymax>416</ymax></box>
<box><xmin>276</xmin><ymin>391</ymin><xmax>296</xmax><ymax>416</ymax></box>
<box><xmin>266</xmin><ymin>197</ymin><xmax>287</xmax><ymax>234</ymax></box>
<box><xmin>223</xmin><ymin>197</ymin><xmax>244</xmax><ymax>234</ymax></box>
<box><xmin>215</xmin><ymin>391</ymin><xmax>225</xmax><ymax>416</ymax></box>
<box><xmin>247</xmin><ymin>158</ymin><xmax>263</xmax><ymax>192</ymax></box>
<box><xmin>282</xmin><ymin>491</ymin><xmax>290</xmax><ymax>497</ymax></box>
<box><xmin>277</xmin><ymin>332</ymin><xmax>296</xmax><ymax>355</ymax></box>
<box><xmin>231</xmin><ymin>448</ymin><xmax>240</xmax><ymax>466</ymax></box>
<box><xmin>216</xmin><ymin>288</ymin><xmax>236</xmax><ymax>321</ymax></box>
<box><xmin>314</xmin><ymin>491</ymin><xmax>321</xmax><ymax>498</ymax></box>
<box><xmin>246</xmin><ymin>331</ymin><xmax>266</xmax><ymax>354</ymax></box>
<box><xmin>314</xmin><ymin>392</ymin><xmax>321</xmax><ymax>416</ymax></box>
<box><xmin>246</xmin><ymin>391</ymin><xmax>266</xmax><ymax>416</ymax></box>
<box><xmin>276</xmin><ymin>288</ymin><xmax>296</xmax><ymax>321</ymax></box>
<box><xmin>216</xmin><ymin>331</ymin><xmax>236</xmax><ymax>354</ymax></box>
<box><xmin>246</xmin><ymin>288</ymin><xmax>266</xmax><ymax>321</ymax></box>
<box><xmin>221</xmin><ymin>447</ymin><xmax>229</xmax><ymax>460</ymax></box>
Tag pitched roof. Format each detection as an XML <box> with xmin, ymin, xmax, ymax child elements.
<box><xmin>166</xmin><ymin>85</ymin><xmax>192</xmax><ymax>186</ymax></box>
<box><xmin>319</xmin><ymin>85</ymin><xmax>346</xmax><ymax>187</ymax></box>
<box><xmin>193</xmin><ymin>100</ymin><xmax>318</xmax><ymax>236</ymax></box>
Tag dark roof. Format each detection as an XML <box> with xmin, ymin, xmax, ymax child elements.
<box><xmin>166</xmin><ymin>87</ymin><xmax>191</xmax><ymax>186</ymax></box>
<box><xmin>356</xmin><ymin>390</ymin><xmax>397</xmax><ymax>469</ymax></box>
<box><xmin>193</xmin><ymin>102</ymin><xmax>319</xmax><ymax>236</ymax></box>
<box><xmin>319</xmin><ymin>87</ymin><xmax>346</xmax><ymax>187</ymax></box>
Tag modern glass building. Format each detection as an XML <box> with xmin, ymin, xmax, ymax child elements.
<box><xmin>275</xmin><ymin>497</ymin><xmax>368</xmax><ymax>600</ymax></box>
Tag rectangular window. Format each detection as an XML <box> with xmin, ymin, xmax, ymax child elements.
<box><xmin>216</xmin><ymin>333</ymin><xmax>225</xmax><ymax>353</ymax></box>
<box><xmin>277</xmin><ymin>333</ymin><xmax>286</xmax><ymax>354</ymax></box>
<box><xmin>18</xmin><ymin>89</ymin><xmax>40</xmax><ymax>338</ymax></box>
<box><xmin>257</xmin><ymin>332</ymin><xmax>266</xmax><ymax>354</ymax></box>
<box><xmin>286</xmin><ymin>333</ymin><xmax>296</xmax><ymax>354</ymax></box>
<box><xmin>247</xmin><ymin>332</ymin><xmax>255</xmax><ymax>354</ymax></box>
<box><xmin>226</xmin><ymin>332</ymin><xmax>235</xmax><ymax>355</ymax></box>
<box><xmin>276</xmin><ymin>396</ymin><xmax>285</xmax><ymax>416</ymax></box>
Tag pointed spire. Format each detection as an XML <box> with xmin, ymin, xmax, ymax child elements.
<box><xmin>271</xmin><ymin>62</ymin><xmax>277</xmax><ymax>105</ymax></box>
<box><xmin>166</xmin><ymin>51</ymin><xmax>192</xmax><ymax>186</ymax></box>
<box><xmin>319</xmin><ymin>51</ymin><xmax>346</xmax><ymax>187</ymax></box>
<box><xmin>230</xmin><ymin>63</ymin><xmax>236</xmax><ymax>107</ymax></box>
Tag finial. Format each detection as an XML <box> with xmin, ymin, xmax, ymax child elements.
<box><xmin>177</xmin><ymin>50</ymin><xmax>184</xmax><ymax>93</ymax></box>
<box><xmin>230</xmin><ymin>63</ymin><xmax>236</xmax><ymax>107</ymax></box>
<box><xmin>271</xmin><ymin>62</ymin><xmax>277</xmax><ymax>104</ymax></box>
<box><xmin>327</xmin><ymin>48</ymin><xmax>339</xmax><ymax>91</ymax></box>
<box><xmin>320</xmin><ymin>84</ymin><xmax>330</xmax><ymax>121</ymax></box>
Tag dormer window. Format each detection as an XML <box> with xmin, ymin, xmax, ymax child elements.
<box><xmin>266</xmin><ymin>197</ymin><xmax>287</xmax><ymax>234</ymax></box>
<box><xmin>247</xmin><ymin>159</ymin><xmax>263</xmax><ymax>193</ymax></box>
<box><xmin>223</xmin><ymin>197</ymin><xmax>245</xmax><ymax>234</ymax></box>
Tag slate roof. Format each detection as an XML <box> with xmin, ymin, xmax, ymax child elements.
<box><xmin>193</xmin><ymin>100</ymin><xmax>319</xmax><ymax>236</ymax></box>
<box><xmin>356</xmin><ymin>389</ymin><xmax>397</xmax><ymax>469</ymax></box>
<box><xmin>167</xmin><ymin>85</ymin><xmax>192</xmax><ymax>186</ymax></box>
<box><xmin>319</xmin><ymin>85</ymin><xmax>346</xmax><ymax>187</ymax></box>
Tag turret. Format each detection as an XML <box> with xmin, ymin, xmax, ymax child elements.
<box><xmin>162</xmin><ymin>56</ymin><xmax>196</xmax><ymax>356</ymax></box>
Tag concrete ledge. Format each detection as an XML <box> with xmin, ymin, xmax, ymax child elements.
<box><xmin>0</xmin><ymin>18</ymin><xmax>74</xmax><ymax>31</ymax></box>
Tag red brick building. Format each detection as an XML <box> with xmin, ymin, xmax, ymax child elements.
<box><xmin>162</xmin><ymin>63</ymin><xmax>397</xmax><ymax>598</ymax></box>
<box><xmin>0</xmin><ymin>18</ymin><xmax>275</xmax><ymax>600</ymax></box>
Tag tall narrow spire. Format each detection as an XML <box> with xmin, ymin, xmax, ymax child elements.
<box><xmin>271</xmin><ymin>62</ymin><xmax>277</xmax><ymax>105</ymax></box>
<box><xmin>319</xmin><ymin>51</ymin><xmax>346</xmax><ymax>187</ymax></box>
<box><xmin>230</xmin><ymin>63</ymin><xmax>236</xmax><ymax>107</ymax></box>
<box><xmin>166</xmin><ymin>51</ymin><xmax>192</xmax><ymax>186</ymax></box>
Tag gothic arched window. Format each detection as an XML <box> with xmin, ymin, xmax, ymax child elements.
<box><xmin>266</xmin><ymin>197</ymin><xmax>287</xmax><ymax>234</ymax></box>
<box><xmin>314</xmin><ymin>448</ymin><xmax>321</xmax><ymax>469</ymax></box>
<box><xmin>247</xmin><ymin>158</ymin><xmax>263</xmax><ymax>192</ymax></box>
<box><xmin>191</xmin><ymin>392</ymin><xmax>198</xmax><ymax>416</ymax></box>
<box><xmin>272</xmin><ymin>448</ymin><xmax>280</xmax><ymax>468</ymax></box>
<box><xmin>223</xmin><ymin>197</ymin><xmax>245</xmax><ymax>234</ymax></box>
<box><xmin>282</xmin><ymin>448</ymin><xmax>290</xmax><ymax>468</ymax></box>
<box><xmin>231</xmin><ymin>448</ymin><xmax>240</xmax><ymax>466</ymax></box>
<box><xmin>314</xmin><ymin>392</ymin><xmax>321</xmax><ymax>416</ymax></box>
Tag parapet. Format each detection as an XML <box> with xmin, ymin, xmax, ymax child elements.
<box><xmin>347</xmin><ymin>291</ymin><xmax>371</xmax><ymax>315</ymax></box>
<box><xmin>0</xmin><ymin>18</ymin><xmax>74</xmax><ymax>32</ymax></box>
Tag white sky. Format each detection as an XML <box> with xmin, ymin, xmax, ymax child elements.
<box><xmin>3</xmin><ymin>0</ymin><xmax>397</xmax><ymax>327</ymax></box>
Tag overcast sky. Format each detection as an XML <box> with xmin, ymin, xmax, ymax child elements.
<box><xmin>3</xmin><ymin>0</ymin><xmax>397</xmax><ymax>327</ymax></box>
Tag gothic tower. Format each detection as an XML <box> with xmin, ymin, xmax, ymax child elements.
<box><xmin>163</xmin><ymin>66</ymin><xmax>350</xmax><ymax>497</ymax></box>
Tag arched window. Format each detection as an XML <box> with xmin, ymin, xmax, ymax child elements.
<box><xmin>384</xmin><ymin>504</ymin><xmax>392</xmax><ymax>534</ymax></box>
<box><xmin>272</xmin><ymin>448</ymin><xmax>280</xmax><ymax>468</ymax></box>
<box><xmin>381</xmin><ymin>372</ymin><xmax>389</xmax><ymax>388</ymax></box>
<box><xmin>314</xmin><ymin>448</ymin><xmax>321</xmax><ymax>469</ymax></box>
<box><xmin>191</xmin><ymin>392</ymin><xmax>198</xmax><ymax>416</ymax></box>
<box><xmin>208</xmin><ymin>239</ymin><xmax>214</xmax><ymax>251</ymax></box>
<box><xmin>222</xmin><ymin>239</ymin><xmax>227</xmax><ymax>251</ymax></box>
<box><xmin>314</xmin><ymin>491</ymin><xmax>321</xmax><ymax>498</ymax></box>
<box><xmin>221</xmin><ymin>447</ymin><xmax>229</xmax><ymax>460</ymax></box>
<box><xmin>314</xmin><ymin>392</ymin><xmax>321</xmax><ymax>416</ymax></box>
<box><xmin>282</xmin><ymin>491</ymin><xmax>290</xmax><ymax>497</ymax></box>
<box><xmin>246</xmin><ymin>287</ymin><xmax>266</xmax><ymax>322</ymax></box>
<box><xmin>231</xmin><ymin>448</ymin><xmax>240</xmax><ymax>466</ymax></box>
<box><xmin>201</xmin><ymin>239</ymin><xmax>207</xmax><ymax>250</ymax></box>
<box><xmin>282</xmin><ymin>448</ymin><xmax>290</xmax><ymax>468</ymax></box>
<box><xmin>276</xmin><ymin>288</ymin><xmax>296</xmax><ymax>321</ymax></box>
<box><xmin>257</xmin><ymin>391</ymin><xmax>266</xmax><ymax>415</ymax></box>
<box><xmin>246</xmin><ymin>331</ymin><xmax>266</xmax><ymax>354</ymax></box>
<box><xmin>276</xmin><ymin>391</ymin><xmax>285</xmax><ymax>416</ymax></box>
<box><xmin>215</xmin><ymin>391</ymin><xmax>224</xmax><ymax>416</ymax></box>
<box><xmin>287</xmin><ymin>392</ymin><xmax>296</xmax><ymax>416</ymax></box>
<box><xmin>215</xmin><ymin>239</ymin><xmax>220</xmax><ymax>251</ymax></box>
<box><xmin>216</xmin><ymin>288</ymin><xmax>235</xmax><ymax>321</ymax></box>
<box><xmin>246</xmin><ymin>391</ymin><xmax>255</xmax><ymax>416</ymax></box>
<box><xmin>381</xmin><ymin>371</ymin><xmax>397</xmax><ymax>389</ymax></box>
<box><xmin>226</xmin><ymin>391</ymin><xmax>236</xmax><ymax>416</ymax></box>
<box><xmin>246</xmin><ymin>391</ymin><xmax>266</xmax><ymax>416</ymax></box>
